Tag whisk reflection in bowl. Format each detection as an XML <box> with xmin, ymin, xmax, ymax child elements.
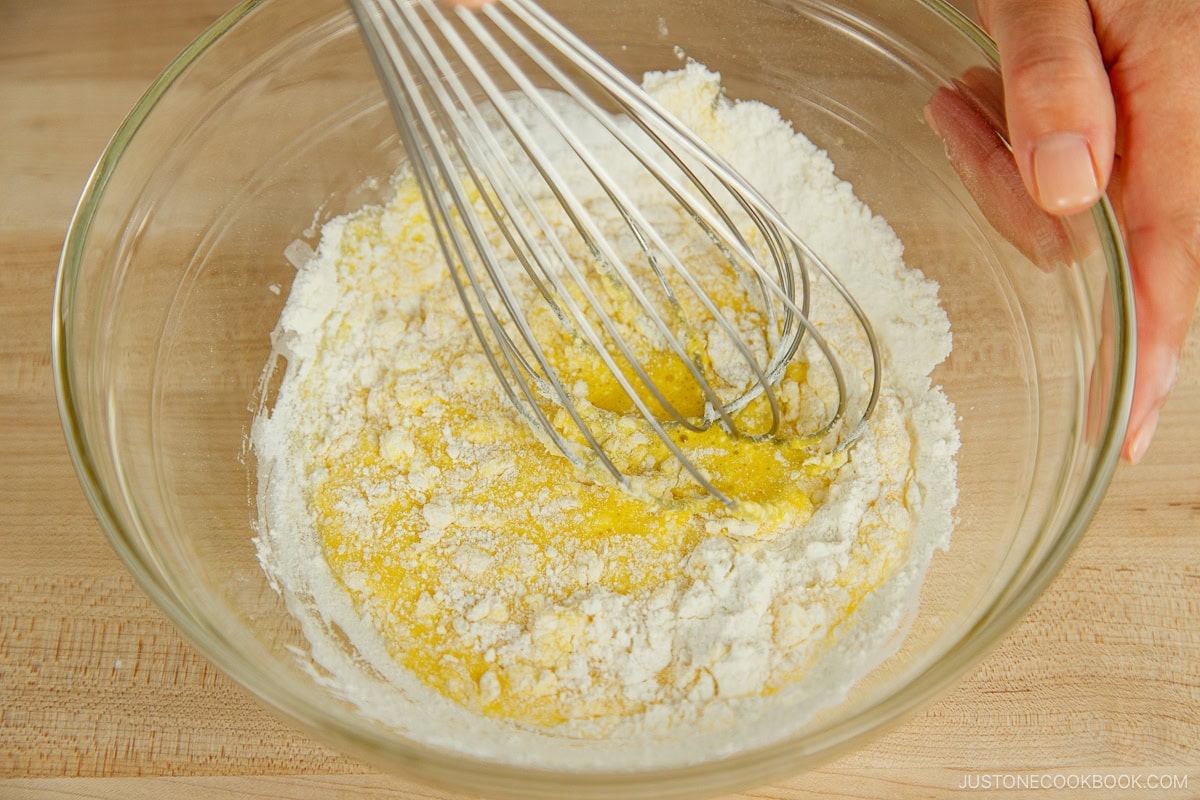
<box><xmin>348</xmin><ymin>0</ymin><xmax>881</xmax><ymax>506</ymax></box>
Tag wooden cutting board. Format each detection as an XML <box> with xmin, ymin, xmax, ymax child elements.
<box><xmin>2</xmin><ymin>2</ymin><xmax>1197</xmax><ymax>798</ymax></box>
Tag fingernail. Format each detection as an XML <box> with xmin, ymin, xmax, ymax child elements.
<box><xmin>1032</xmin><ymin>132</ymin><xmax>1100</xmax><ymax>212</ymax></box>
<box><xmin>1127</xmin><ymin>409</ymin><xmax>1160</xmax><ymax>464</ymax></box>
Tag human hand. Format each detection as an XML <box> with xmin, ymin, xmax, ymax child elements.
<box><xmin>975</xmin><ymin>0</ymin><xmax>1200</xmax><ymax>463</ymax></box>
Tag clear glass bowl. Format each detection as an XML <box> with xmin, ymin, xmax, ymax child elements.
<box><xmin>54</xmin><ymin>0</ymin><xmax>1133</xmax><ymax>796</ymax></box>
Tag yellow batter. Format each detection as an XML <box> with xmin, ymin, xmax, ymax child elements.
<box><xmin>256</xmin><ymin>66</ymin><xmax>958</xmax><ymax>747</ymax></box>
<box><xmin>298</xmin><ymin>177</ymin><xmax>908</xmax><ymax>729</ymax></box>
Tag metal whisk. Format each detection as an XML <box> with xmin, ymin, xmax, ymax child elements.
<box><xmin>349</xmin><ymin>0</ymin><xmax>880</xmax><ymax>506</ymax></box>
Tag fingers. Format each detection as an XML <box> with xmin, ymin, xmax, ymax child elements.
<box><xmin>977</xmin><ymin>0</ymin><xmax>1116</xmax><ymax>215</ymax></box>
<box><xmin>1121</xmin><ymin>203</ymin><xmax>1200</xmax><ymax>463</ymax></box>
<box><xmin>1122</xmin><ymin>221</ymin><xmax>1197</xmax><ymax>462</ymax></box>
<box><xmin>1104</xmin><ymin>14</ymin><xmax>1200</xmax><ymax>462</ymax></box>
<box><xmin>982</xmin><ymin>0</ymin><xmax>1199</xmax><ymax>462</ymax></box>
<box><xmin>924</xmin><ymin>80</ymin><xmax>1072</xmax><ymax>269</ymax></box>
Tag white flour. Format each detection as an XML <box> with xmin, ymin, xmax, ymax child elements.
<box><xmin>252</xmin><ymin>62</ymin><xmax>958</xmax><ymax>769</ymax></box>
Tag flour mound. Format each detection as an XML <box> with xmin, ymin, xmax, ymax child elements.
<box><xmin>251</xmin><ymin>62</ymin><xmax>959</xmax><ymax>770</ymax></box>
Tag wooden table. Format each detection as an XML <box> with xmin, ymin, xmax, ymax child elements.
<box><xmin>2</xmin><ymin>2</ymin><xmax>1197</xmax><ymax>798</ymax></box>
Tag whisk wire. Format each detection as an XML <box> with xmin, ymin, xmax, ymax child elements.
<box><xmin>443</xmin><ymin>3</ymin><xmax>757</xmax><ymax>435</ymax></box>
<box><xmin>497</xmin><ymin>0</ymin><xmax>882</xmax><ymax>438</ymax></box>
<box><xmin>460</xmin><ymin>3</ymin><xmax>800</xmax><ymax>436</ymax></box>
<box><xmin>349</xmin><ymin>0</ymin><xmax>883</xmax><ymax>504</ymax></box>
<box><xmin>470</xmin><ymin>3</ymin><xmax>839</xmax><ymax>428</ymax></box>
<box><xmin>372</xmin><ymin>0</ymin><xmax>737</xmax><ymax>499</ymax></box>
<box><xmin>353</xmin><ymin>0</ymin><xmax>619</xmax><ymax>485</ymax></box>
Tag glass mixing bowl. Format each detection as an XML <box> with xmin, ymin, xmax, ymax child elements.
<box><xmin>54</xmin><ymin>0</ymin><xmax>1133</xmax><ymax>796</ymax></box>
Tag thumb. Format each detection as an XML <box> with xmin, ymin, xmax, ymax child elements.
<box><xmin>978</xmin><ymin>0</ymin><xmax>1116</xmax><ymax>215</ymax></box>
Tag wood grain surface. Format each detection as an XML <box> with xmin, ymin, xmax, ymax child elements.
<box><xmin>2</xmin><ymin>2</ymin><xmax>1198</xmax><ymax>798</ymax></box>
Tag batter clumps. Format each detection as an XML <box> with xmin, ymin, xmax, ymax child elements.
<box><xmin>252</xmin><ymin>63</ymin><xmax>959</xmax><ymax>761</ymax></box>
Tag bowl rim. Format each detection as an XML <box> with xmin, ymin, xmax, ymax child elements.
<box><xmin>52</xmin><ymin>0</ymin><xmax>1135</xmax><ymax>794</ymax></box>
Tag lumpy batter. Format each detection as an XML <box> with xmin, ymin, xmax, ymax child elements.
<box><xmin>253</xmin><ymin>63</ymin><xmax>959</xmax><ymax>750</ymax></box>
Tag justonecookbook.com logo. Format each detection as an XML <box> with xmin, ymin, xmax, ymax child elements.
<box><xmin>956</xmin><ymin>771</ymin><xmax>1190</xmax><ymax>792</ymax></box>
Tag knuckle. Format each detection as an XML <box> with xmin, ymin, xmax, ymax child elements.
<box><xmin>1006</xmin><ymin>47</ymin><xmax>1102</xmax><ymax>96</ymax></box>
<box><xmin>1003</xmin><ymin>45</ymin><xmax>1109</xmax><ymax>125</ymax></box>
<box><xmin>989</xmin><ymin>2</ymin><xmax>1108</xmax><ymax>113</ymax></box>
<box><xmin>1130</xmin><ymin>211</ymin><xmax>1200</xmax><ymax>307</ymax></box>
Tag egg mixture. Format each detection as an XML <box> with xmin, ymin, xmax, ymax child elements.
<box><xmin>253</xmin><ymin>63</ymin><xmax>959</xmax><ymax>744</ymax></box>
